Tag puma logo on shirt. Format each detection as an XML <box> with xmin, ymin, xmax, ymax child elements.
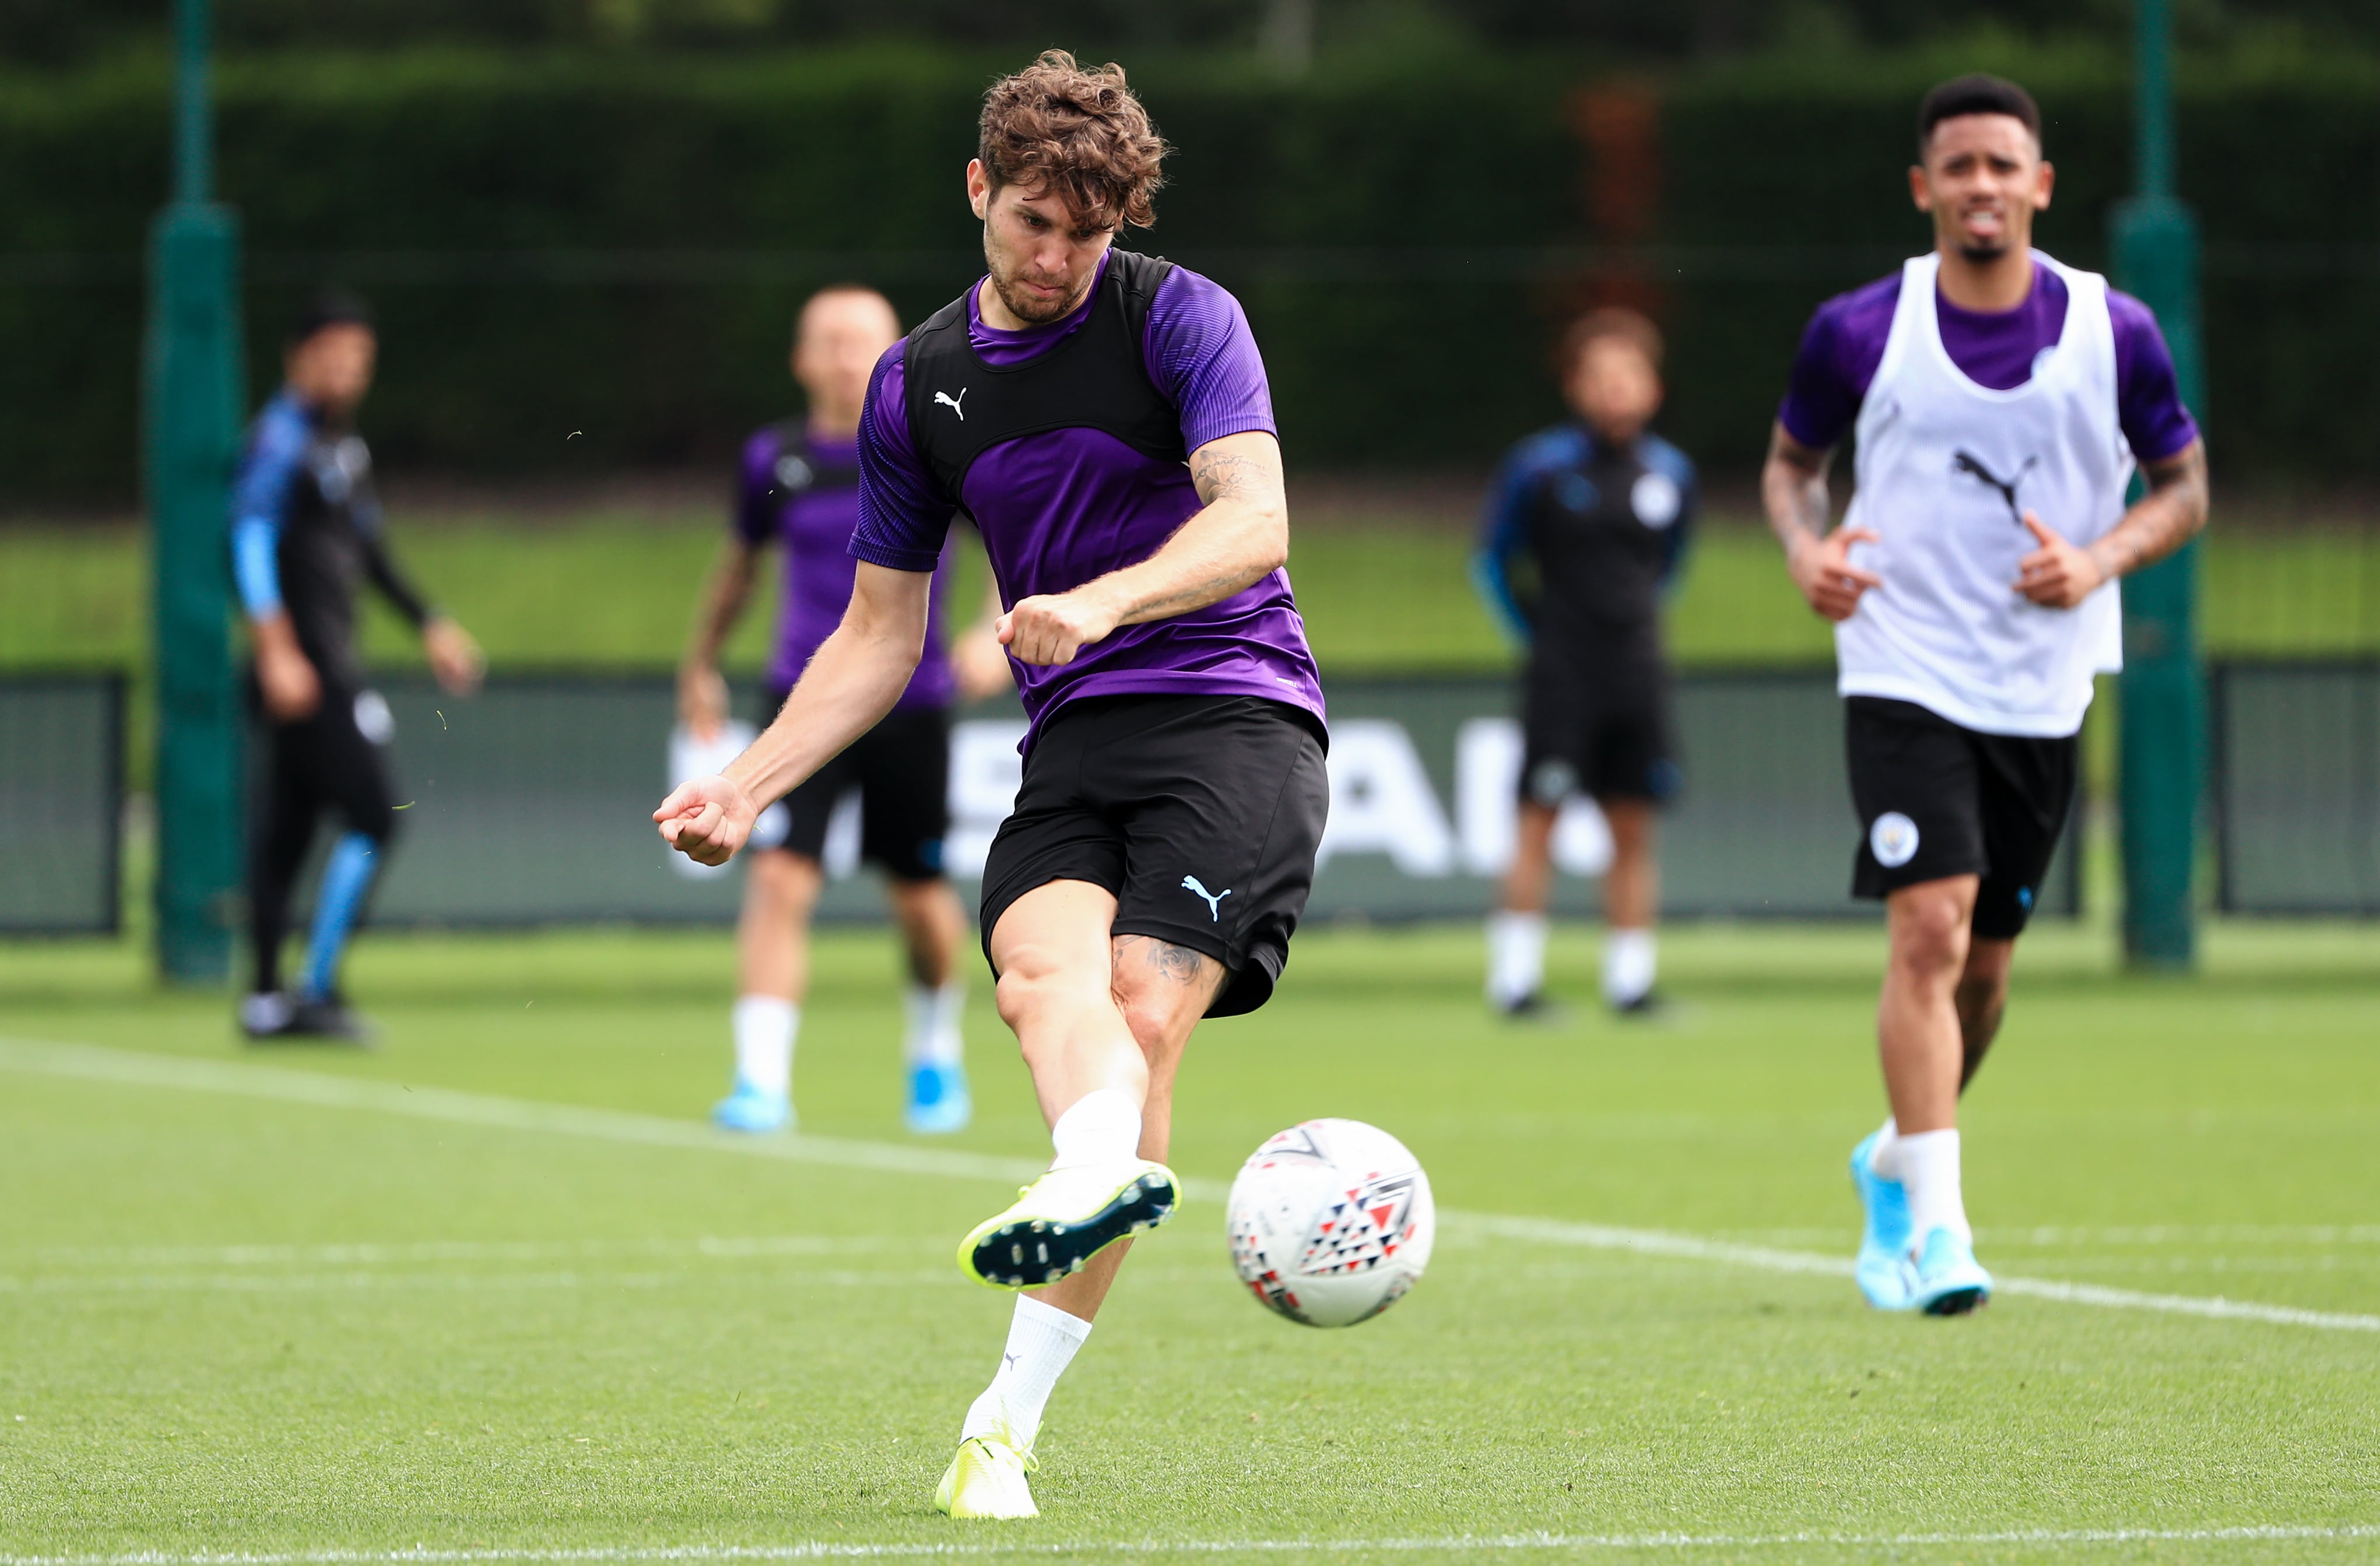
<box><xmin>1950</xmin><ymin>449</ymin><xmax>2039</xmax><ymax>526</ymax></box>
<box><xmin>1181</xmin><ymin>875</ymin><xmax>1231</xmax><ymax>922</ymax></box>
<box><xmin>933</xmin><ymin>389</ymin><xmax>967</xmax><ymax>422</ymax></box>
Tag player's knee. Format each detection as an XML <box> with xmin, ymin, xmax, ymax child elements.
<box><xmin>1111</xmin><ymin>987</ymin><xmax>1187</xmax><ymax>1058</ymax></box>
<box><xmin>749</xmin><ymin>852</ymin><xmax>823</xmax><ymax>917</ymax></box>
<box><xmin>1890</xmin><ymin>893</ymin><xmax>1970</xmax><ymax>977</ymax></box>
<box><xmin>354</xmin><ymin>803</ymin><xmax>399</xmax><ymax>851</ymax></box>
<box><xmin>993</xmin><ymin>960</ymin><xmax>1103</xmax><ymax>1038</ymax></box>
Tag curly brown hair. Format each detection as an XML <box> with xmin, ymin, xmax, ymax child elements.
<box><xmin>978</xmin><ymin>50</ymin><xmax>1169</xmax><ymax>231</ymax></box>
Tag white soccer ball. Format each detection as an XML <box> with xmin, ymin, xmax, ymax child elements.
<box><xmin>1226</xmin><ymin>1118</ymin><xmax>1435</xmax><ymax>1328</ymax></box>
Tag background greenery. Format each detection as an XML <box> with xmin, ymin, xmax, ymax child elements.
<box><xmin>4</xmin><ymin>34</ymin><xmax>2378</xmax><ymax>501</ymax></box>
<box><xmin>8</xmin><ymin>507</ymin><xmax>2377</xmax><ymax>679</ymax></box>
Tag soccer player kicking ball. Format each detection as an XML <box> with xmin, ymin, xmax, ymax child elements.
<box><xmin>654</xmin><ymin>52</ymin><xmax>1328</xmax><ymax>1515</ymax></box>
<box><xmin>1762</xmin><ymin>75</ymin><xmax>2207</xmax><ymax>1315</ymax></box>
<box><xmin>233</xmin><ymin>292</ymin><xmax>484</xmax><ymax>1042</ymax></box>
<box><xmin>1476</xmin><ymin>308</ymin><xmax>1696</xmax><ymax>1017</ymax></box>
<box><xmin>679</xmin><ymin>286</ymin><xmax>1008</xmax><ymax>1136</ymax></box>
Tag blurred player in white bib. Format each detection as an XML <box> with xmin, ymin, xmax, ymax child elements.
<box><xmin>676</xmin><ymin>286</ymin><xmax>1006</xmax><ymax>1136</ymax></box>
<box><xmin>1761</xmin><ymin>75</ymin><xmax>2208</xmax><ymax>1314</ymax></box>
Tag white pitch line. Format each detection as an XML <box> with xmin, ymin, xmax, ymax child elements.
<box><xmin>1448</xmin><ymin>1213</ymin><xmax>2380</xmax><ymax>1332</ymax></box>
<box><xmin>3</xmin><ymin>1236</ymin><xmax>906</xmax><ymax>1269</ymax></box>
<box><xmin>0</xmin><ymin>1037</ymin><xmax>1054</xmax><ymax>1188</ymax></box>
<box><xmin>5</xmin><ymin>1523</ymin><xmax>2379</xmax><ymax>1563</ymax></box>
<box><xmin>0</xmin><ymin>1268</ymin><xmax>964</xmax><ymax>1298</ymax></box>
<box><xmin>4</xmin><ymin>1037</ymin><xmax>2375</xmax><ymax>1335</ymax></box>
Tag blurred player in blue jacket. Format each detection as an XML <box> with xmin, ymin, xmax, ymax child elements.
<box><xmin>1474</xmin><ymin>308</ymin><xmax>1696</xmax><ymax>1016</ymax></box>
<box><xmin>230</xmin><ymin>293</ymin><xmax>482</xmax><ymax>1042</ymax></box>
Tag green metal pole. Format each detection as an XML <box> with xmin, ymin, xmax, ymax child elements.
<box><xmin>2110</xmin><ymin>0</ymin><xmax>2205</xmax><ymax>970</ymax></box>
<box><xmin>146</xmin><ymin>0</ymin><xmax>245</xmax><ymax>983</ymax></box>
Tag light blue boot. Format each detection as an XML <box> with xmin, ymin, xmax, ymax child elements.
<box><xmin>905</xmin><ymin>1062</ymin><xmax>971</xmax><ymax>1135</ymax></box>
<box><xmin>1849</xmin><ymin>1132</ymin><xmax>1918</xmax><ymax>1311</ymax></box>
<box><xmin>712</xmin><ymin>1077</ymin><xmax>791</xmax><ymax>1134</ymax></box>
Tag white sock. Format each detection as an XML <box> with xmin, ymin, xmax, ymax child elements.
<box><xmin>1048</xmin><ymin>1087</ymin><xmax>1142</xmax><ymax>1170</ymax></box>
<box><xmin>1869</xmin><ymin>1117</ymin><xmax>1902</xmax><ymax>1181</ymax></box>
<box><xmin>1898</xmin><ymin>1128</ymin><xmax>1970</xmax><ymax>1247</ymax></box>
<box><xmin>1602</xmin><ymin>926</ymin><xmax>1656</xmax><ymax>1006</ymax></box>
<box><xmin>903</xmin><ymin>980</ymin><xmax>966</xmax><ymax>1069</ymax></box>
<box><xmin>960</xmin><ymin>1295</ymin><xmax>1092</xmax><ymax>1448</ymax></box>
<box><xmin>731</xmin><ymin>995</ymin><xmax>797</xmax><ymax>1100</ymax></box>
<box><xmin>1485</xmin><ymin>911</ymin><xmax>1547</xmax><ymax>1006</ymax></box>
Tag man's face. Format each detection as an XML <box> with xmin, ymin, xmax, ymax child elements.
<box><xmin>286</xmin><ymin>323</ymin><xmax>377</xmax><ymax>416</ymax></box>
<box><xmin>792</xmin><ymin>290</ymin><xmax>900</xmax><ymax>412</ymax></box>
<box><xmin>1911</xmin><ymin>113</ymin><xmax>2053</xmax><ymax>264</ymax></box>
<box><xmin>1567</xmin><ymin>338</ymin><xmax>1662</xmax><ymax>443</ymax></box>
<box><xmin>968</xmin><ymin>159</ymin><xmax>1114</xmax><ymax>326</ymax></box>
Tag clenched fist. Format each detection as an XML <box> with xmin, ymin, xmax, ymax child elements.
<box><xmin>654</xmin><ymin>772</ymin><xmax>760</xmax><ymax>867</ymax></box>
<box><xmin>998</xmin><ymin>588</ymin><xmax>1120</xmax><ymax>666</ymax></box>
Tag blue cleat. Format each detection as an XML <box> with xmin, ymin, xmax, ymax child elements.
<box><xmin>1849</xmin><ymin>1132</ymin><xmax>1917</xmax><ymax>1311</ymax></box>
<box><xmin>712</xmin><ymin>1078</ymin><xmax>791</xmax><ymax>1134</ymax></box>
<box><xmin>1912</xmin><ymin>1226</ymin><xmax>1993</xmax><ymax>1316</ymax></box>
<box><xmin>905</xmin><ymin>1062</ymin><xmax>972</xmax><ymax>1135</ymax></box>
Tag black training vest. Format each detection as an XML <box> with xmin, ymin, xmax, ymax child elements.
<box><xmin>903</xmin><ymin>250</ymin><xmax>1184</xmax><ymax>510</ymax></box>
<box><xmin>759</xmin><ymin>416</ymin><xmax>859</xmax><ymax>505</ymax></box>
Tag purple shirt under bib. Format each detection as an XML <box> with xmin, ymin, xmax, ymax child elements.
<box><xmin>1778</xmin><ymin>260</ymin><xmax>2200</xmax><ymax>463</ymax></box>
<box><xmin>736</xmin><ymin>424</ymin><xmax>955</xmax><ymax>709</ymax></box>
<box><xmin>851</xmin><ymin>252</ymin><xmax>1325</xmax><ymax>752</ymax></box>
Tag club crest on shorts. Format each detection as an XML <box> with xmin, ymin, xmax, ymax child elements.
<box><xmin>1870</xmin><ymin>811</ymin><xmax>1921</xmax><ymax>869</ymax></box>
<box><xmin>352</xmin><ymin>689</ymin><xmax>395</xmax><ymax>746</ymax></box>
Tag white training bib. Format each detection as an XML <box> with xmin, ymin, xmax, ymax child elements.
<box><xmin>1834</xmin><ymin>251</ymin><xmax>2133</xmax><ymax>738</ymax></box>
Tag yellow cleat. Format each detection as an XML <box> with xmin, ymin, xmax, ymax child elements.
<box><xmin>933</xmin><ymin>1427</ymin><xmax>1040</xmax><ymax>1519</ymax></box>
<box><xmin>958</xmin><ymin>1159</ymin><xmax>1181</xmax><ymax>1289</ymax></box>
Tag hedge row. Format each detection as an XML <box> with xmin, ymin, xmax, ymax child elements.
<box><xmin>3</xmin><ymin>43</ymin><xmax>2377</xmax><ymax>501</ymax></box>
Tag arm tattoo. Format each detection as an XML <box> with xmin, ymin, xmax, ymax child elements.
<box><xmin>1191</xmin><ymin>447</ymin><xmax>1263</xmax><ymax>506</ymax></box>
<box><xmin>1761</xmin><ymin>424</ymin><xmax>1834</xmax><ymax>553</ymax></box>
<box><xmin>2088</xmin><ymin>440</ymin><xmax>2209</xmax><ymax>580</ymax></box>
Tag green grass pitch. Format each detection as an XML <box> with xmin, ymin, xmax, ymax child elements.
<box><xmin>2</xmin><ymin>919</ymin><xmax>2375</xmax><ymax>1563</ymax></box>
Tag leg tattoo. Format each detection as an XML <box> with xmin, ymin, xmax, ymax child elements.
<box><xmin>1114</xmin><ymin>933</ymin><xmax>1210</xmax><ymax>988</ymax></box>
<box><xmin>1954</xmin><ymin>975</ymin><xmax>2006</xmax><ymax>1091</ymax></box>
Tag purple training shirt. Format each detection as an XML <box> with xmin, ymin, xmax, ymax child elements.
<box><xmin>1778</xmin><ymin>259</ymin><xmax>2200</xmax><ymax>462</ymax></box>
<box><xmin>851</xmin><ymin>252</ymin><xmax>1324</xmax><ymax>750</ymax></box>
<box><xmin>736</xmin><ymin>423</ymin><xmax>956</xmax><ymax>709</ymax></box>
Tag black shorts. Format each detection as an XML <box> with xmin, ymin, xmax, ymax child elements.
<box><xmin>1521</xmin><ymin>662</ymin><xmax>1680</xmax><ymax>805</ymax></box>
<box><xmin>753</xmin><ymin>692</ymin><xmax>950</xmax><ymax>883</ymax></box>
<box><xmin>1845</xmin><ymin>696</ymin><xmax>2077</xmax><ymax>939</ymax></box>
<box><xmin>248</xmin><ymin>677</ymin><xmax>401</xmax><ymax>847</ymax></box>
<box><xmin>978</xmin><ymin>693</ymin><xmax>1330</xmax><ymax>1019</ymax></box>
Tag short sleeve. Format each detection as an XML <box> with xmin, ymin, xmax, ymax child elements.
<box><xmin>851</xmin><ymin>345</ymin><xmax>954</xmax><ymax>574</ymax></box>
<box><xmin>733</xmin><ymin>429</ymin><xmax>779</xmax><ymax>547</ymax></box>
<box><xmin>2108</xmin><ymin>289</ymin><xmax>2202</xmax><ymax>464</ymax></box>
<box><xmin>1777</xmin><ymin>301</ymin><xmax>1865</xmax><ymax>451</ymax></box>
<box><xmin>1140</xmin><ymin>266</ymin><xmax>1278</xmax><ymax>452</ymax></box>
<box><xmin>1776</xmin><ymin>274</ymin><xmax>1900</xmax><ymax>452</ymax></box>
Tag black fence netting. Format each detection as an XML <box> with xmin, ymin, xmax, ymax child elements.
<box><xmin>0</xmin><ymin>673</ymin><xmax>122</xmax><ymax>932</ymax></box>
<box><xmin>2214</xmin><ymin>661</ymin><xmax>2380</xmax><ymax>914</ymax></box>
<box><xmin>307</xmin><ymin>669</ymin><xmax>2079</xmax><ymax>928</ymax></box>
